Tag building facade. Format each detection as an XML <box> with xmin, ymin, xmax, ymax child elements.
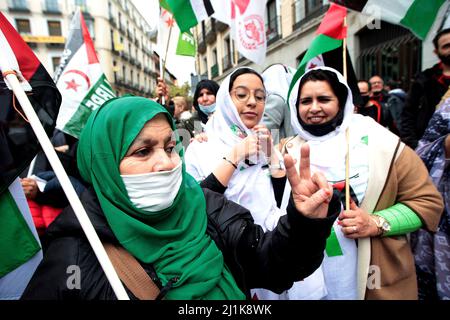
<box><xmin>0</xmin><ymin>0</ymin><xmax>173</xmax><ymax>97</ymax></box>
<box><xmin>194</xmin><ymin>0</ymin><xmax>438</xmax><ymax>91</ymax></box>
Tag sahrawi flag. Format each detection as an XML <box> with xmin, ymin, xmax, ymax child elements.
<box><xmin>159</xmin><ymin>1</ymin><xmax>197</xmax><ymax>57</ymax></box>
<box><xmin>288</xmin><ymin>3</ymin><xmax>362</xmax><ymax>107</ymax></box>
<box><xmin>0</xmin><ymin>12</ymin><xmax>61</xmax><ymax>299</ymax></box>
<box><xmin>55</xmin><ymin>8</ymin><xmax>115</xmax><ymax>138</ymax></box>
<box><xmin>164</xmin><ymin>0</ymin><xmax>214</xmax><ymax>33</ymax></box>
<box><xmin>331</xmin><ymin>0</ymin><xmax>448</xmax><ymax>39</ymax></box>
<box><xmin>211</xmin><ymin>0</ymin><xmax>267</xmax><ymax>64</ymax></box>
<box><xmin>0</xmin><ymin>12</ymin><xmax>61</xmax><ymax>193</ymax></box>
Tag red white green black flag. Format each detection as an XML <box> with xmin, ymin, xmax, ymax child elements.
<box><xmin>55</xmin><ymin>9</ymin><xmax>116</xmax><ymax>138</ymax></box>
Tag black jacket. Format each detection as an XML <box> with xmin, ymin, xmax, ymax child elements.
<box><xmin>399</xmin><ymin>63</ymin><xmax>450</xmax><ymax>149</ymax></box>
<box><xmin>22</xmin><ymin>187</ymin><xmax>339</xmax><ymax>300</ymax></box>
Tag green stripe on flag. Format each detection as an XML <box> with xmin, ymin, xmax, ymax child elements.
<box><xmin>0</xmin><ymin>190</ymin><xmax>41</xmax><ymax>277</ymax></box>
<box><xmin>400</xmin><ymin>0</ymin><xmax>446</xmax><ymax>39</ymax></box>
<box><xmin>176</xmin><ymin>31</ymin><xmax>196</xmax><ymax>56</ymax></box>
<box><xmin>325</xmin><ymin>227</ymin><xmax>343</xmax><ymax>257</ymax></box>
<box><xmin>160</xmin><ymin>0</ymin><xmax>171</xmax><ymax>12</ymax></box>
<box><xmin>63</xmin><ymin>74</ymin><xmax>115</xmax><ymax>138</ymax></box>
<box><xmin>288</xmin><ymin>34</ymin><xmax>342</xmax><ymax>100</ymax></box>
<box><xmin>167</xmin><ymin>0</ymin><xmax>198</xmax><ymax>33</ymax></box>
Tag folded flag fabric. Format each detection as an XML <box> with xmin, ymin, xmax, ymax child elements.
<box><xmin>0</xmin><ymin>178</ymin><xmax>43</xmax><ymax>299</ymax></box>
<box><xmin>163</xmin><ymin>0</ymin><xmax>214</xmax><ymax>33</ymax></box>
<box><xmin>331</xmin><ymin>0</ymin><xmax>448</xmax><ymax>39</ymax></box>
<box><xmin>54</xmin><ymin>8</ymin><xmax>115</xmax><ymax>138</ymax></box>
<box><xmin>288</xmin><ymin>3</ymin><xmax>362</xmax><ymax>107</ymax></box>
<box><xmin>158</xmin><ymin>4</ymin><xmax>197</xmax><ymax>58</ymax></box>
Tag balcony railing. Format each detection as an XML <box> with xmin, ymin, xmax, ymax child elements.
<box><xmin>109</xmin><ymin>16</ymin><xmax>117</xmax><ymax>27</ymax></box>
<box><xmin>205</xmin><ymin>19</ymin><xmax>216</xmax><ymax>44</ymax></box>
<box><xmin>198</xmin><ymin>36</ymin><xmax>206</xmax><ymax>54</ymax></box>
<box><xmin>120</xmin><ymin>51</ymin><xmax>130</xmax><ymax>61</ymax></box>
<box><xmin>216</xmin><ymin>20</ymin><xmax>228</xmax><ymax>33</ymax></box>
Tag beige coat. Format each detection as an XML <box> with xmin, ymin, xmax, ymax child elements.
<box><xmin>279</xmin><ymin>122</ymin><xmax>443</xmax><ymax>300</ymax></box>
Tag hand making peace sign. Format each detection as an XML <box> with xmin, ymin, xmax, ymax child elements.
<box><xmin>284</xmin><ymin>143</ymin><xmax>333</xmax><ymax>219</ymax></box>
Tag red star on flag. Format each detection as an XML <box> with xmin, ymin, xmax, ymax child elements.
<box><xmin>165</xmin><ymin>16</ymin><xmax>175</xmax><ymax>27</ymax></box>
<box><xmin>65</xmin><ymin>78</ymin><xmax>81</xmax><ymax>92</ymax></box>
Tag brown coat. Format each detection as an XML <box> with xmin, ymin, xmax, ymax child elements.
<box><xmin>279</xmin><ymin>120</ymin><xmax>443</xmax><ymax>300</ymax></box>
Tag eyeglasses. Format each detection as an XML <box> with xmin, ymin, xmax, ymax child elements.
<box><xmin>230</xmin><ymin>86</ymin><xmax>266</xmax><ymax>104</ymax></box>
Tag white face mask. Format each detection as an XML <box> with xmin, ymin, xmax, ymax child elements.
<box><xmin>121</xmin><ymin>161</ymin><xmax>183</xmax><ymax>212</ymax></box>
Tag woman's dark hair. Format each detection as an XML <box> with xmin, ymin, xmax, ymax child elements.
<box><xmin>228</xmin><ymin>68</ymin><xmax>264</xmax><ymax>91</ymax></box>
<box><xmin>193</xmin><ymin>79</ymin><xmax>219</xmax><ymax>123</ymax></box>
<box><xmin>296</xmin><ymin>69</ymin><xmax>348</xmax><ymax>110</ymax></box>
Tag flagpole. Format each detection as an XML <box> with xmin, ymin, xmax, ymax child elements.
<box><xmin>0</xmin><ymin>71</ymin><xmax>130</xmax><ymax>300</ymax></box>
<box><xmin>342</xmin><ymin>15</ymin><xmax>350</xmax><ymax>211</ymax></box>
<box><xmin>162</xmin><ymin>23</ymin><xmax>173</xmax><ymax>82</ymax></box>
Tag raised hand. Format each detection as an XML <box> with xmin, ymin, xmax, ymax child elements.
<box><xmin>284</xmin><ymin>143</ymin><xmax>333</xmax><ymax>219</ymax></box>
<box><xmin>229</xmin><ymin>135</ymin><xmax>260</xmax><ymax>164</ymax></box>
<box><xmin>156</xmin><ymin>77</ymin><xmax>170</xmax><ymax>105</ymax></box>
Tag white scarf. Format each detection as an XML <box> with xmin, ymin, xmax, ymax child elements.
<box><xmin>185</xmin><ymin>68</ymin><xmax>282</xmax><ymax>232</ymax></box>
<box><xmin>283</xmin><ymin>66</ymin><xmax>372</xmax><ymax>300</ymax></box>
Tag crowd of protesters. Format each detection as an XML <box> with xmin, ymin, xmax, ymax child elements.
<box><xmin>9</xmin><ymin>28</ymin><xmax>450</xmax><ymax>300</ymax></box>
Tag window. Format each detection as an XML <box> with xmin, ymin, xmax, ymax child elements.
<box><xmin>108</xmin><ymin>1</ymin><xmax>113</xmax><ymax>18</ymax></box>
<box><xmin>211</xmin><ymin>48</ymin><xmax>218</xmax><ymax>77</ymax></box>
<box><xmin>202</xmin><ymin>56</ymin><xmax>207</xmax><ymax>75</ymax></box>
<box><xmin>305</xmin><ymin>0</ymin><xmax>322</xmax><ymax>15</ymax></box>
<box><xmin>44</xmin><ymin>0</ymin><xmax>59</xmax><ymax>12</ymax></box>
<box><xmin>113</xmin><ymin>60</ymin><xmax>118</xmax><ymax>82</ymax></box>
<box><xmin>74</xmin><ymin>0</ymin><xmax>86</xmax><ymax>7</ymax></box>
<box><xmin>84</xmin><ymin>18</ymin><xmax>95</xmax><ymax>38</ymax></box>
<box><xmin>16</xmin><ymin>19</ymin><xmax>31</xmax><ymax>34</ymax></box>
<box><xmin>47</xmin><ymin>20</ymin><xmax>62</xmax><ymax>36</ymax></box>
<box><xmin>52</xmin><ymin>56</ymin><xmax>61</xmax><ymax>72</ymax></box>
<box><xmin>122</xmin><ymin>65</ymin><xmax>127</xmax><ymax>81</ymax></box>
<box><xmin>212</xmin><ymin>48</ymin><xmax>217</xmax><ymax>65</ymax></box>
<box><xmin>266</xmin><ymin>0</ymin><xmax>278</xmax><ymax>44</ymax></box>
<box><xmin>10</xmin><ymin>0</ymin><xmax>28</xmax><ymax>10</ymax></box>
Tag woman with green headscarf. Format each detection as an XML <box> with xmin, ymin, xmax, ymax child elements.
<box><xmin>22</xmin><ymin>96</ymin><xmax>340</xmax><ymax>300</ymax></box>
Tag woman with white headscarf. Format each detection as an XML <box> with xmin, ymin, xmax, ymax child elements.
<box><xmin>278</xmin><ymin>66</ymin><xmax>443</xmax><ymax>299</ymax></box>
<box><xmin>185</xmin><ymin>68</ymin><xmax>286</xmax><ymax>231</ymax></box>
<box><xmin>185</xmin><ymin>68</ymin><xmax>293</xmax><ymax>299</ymax></box>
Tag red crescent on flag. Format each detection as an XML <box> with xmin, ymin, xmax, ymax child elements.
<box><xmin>63</xmin><ymin>69</ymin><xmax>91</xmax><ymax>88</ymax></box>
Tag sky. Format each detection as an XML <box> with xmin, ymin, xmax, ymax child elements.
<box><xmin>131</xmin><ymin>0</ymin><xmax>196</xmax><ymax>85</ymax></box>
